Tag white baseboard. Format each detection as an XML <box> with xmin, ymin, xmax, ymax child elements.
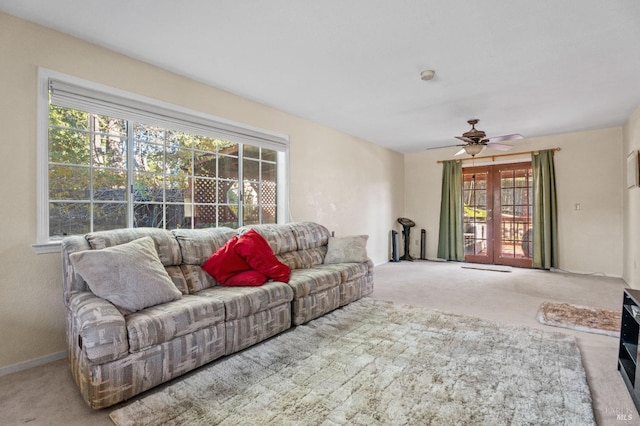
<box><xmin>0</xmin><ymin>351</ymin><xmax>66</xmax><ymax>377</ymax></box>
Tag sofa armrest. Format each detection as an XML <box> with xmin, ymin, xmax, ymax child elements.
<box><xmin>68</xmin><ymin>292</ymin><xmax>129</xmax><ymax>364</ymax></box>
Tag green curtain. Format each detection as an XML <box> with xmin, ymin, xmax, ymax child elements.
<box><xmin>437</xmin><ymin>160</ymin><xmax>464</xmax><ymax>260</ymax></box>
<box><xmin>532</xmin><ymin>149</ymin><xmax>558</xmax><ymax>269</ymax></box>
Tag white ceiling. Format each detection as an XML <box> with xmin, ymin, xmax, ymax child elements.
<box><xmin>2</xmin><ymin>1</ymin><xmax>640</xmax><ymax>153</ymax></box>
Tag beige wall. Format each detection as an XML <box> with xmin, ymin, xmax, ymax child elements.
<box><xmin>0</xmin><ymin>13</ymin><xmax>404</xmax><ymax>370</ymax></box>
<box><xmin>404</xmin><ymin>127</ymin><xmax>624</xmax><ymax>276</ymax></box>
<box><xmin>623</xmin><ymin>105</ymin><xmax>640</xmax><ymax>288</ymax></box>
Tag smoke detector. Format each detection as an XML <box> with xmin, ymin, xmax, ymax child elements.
<box><xmin>420</xmin><ymin>69</ymin><xmax>436</xmax><ymax>81</ymax></box>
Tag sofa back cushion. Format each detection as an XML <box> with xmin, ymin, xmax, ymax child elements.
<box><xmin>289</xmin><ymin>222</ymin><xmax>331</xmax><ymax>250</ymax></box>
<box><xmin>276</xmin><ymin>249</ymin><xmax>326</xmax><ymax>270</ymax></box>
<box><xmin>180</xmin><ymin>264</ymin><xmax>217</xmax><ymax>293</ymax></box>
<box><xmin>172</xmin><ymin>228</ymin><xmax>236</xmax><ymax>265</ymax></box>
<box><xmin>238</xmin><ymin>224</ymin><xmax>298</xmax><ymax>255</ymax></box>
<box><xmin>85</xmin><ymin>228</ymin><xmax>181</xmax><ymax>266</ymax></box>
<box><xmin>288</xmin><ymin>222</ymin><xmax>331</xmax><ymax>268</ymax></box>
<box><xmin>173</xmin><ymin>227</ymin><xmax>237</xmax><ymax>292</ymax></box>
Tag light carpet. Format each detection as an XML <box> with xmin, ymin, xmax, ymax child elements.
<box><xmin>110</xmin><ymin>298</ymin><xmax>594</xmax><ymax>426</ymax></box>
<box><xmin>537</xmin><ymin>301</ymin><xmax>621</xmax><ymax>338</ymax></box>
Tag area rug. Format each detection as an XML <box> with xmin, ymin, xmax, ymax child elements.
<box><xmin>110</xmin><ymin>299</ymin><xmax>594</xmax><ymax>426</ymax></box>
<box><xmin>537</xmin><ymin>301</ymin><xmax>621</xmax><ymax>338</ymax></box>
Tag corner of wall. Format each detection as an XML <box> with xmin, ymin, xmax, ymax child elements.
<box><xmin>623</xmin><ymin>104</ymin><xmax>640</xmax><ymax>289</ymax></box>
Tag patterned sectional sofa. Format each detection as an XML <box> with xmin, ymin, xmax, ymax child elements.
<box><xmin>61</xmin><ymin>222</ymin><xmax>374</xmax><ymax>409</ymax></box>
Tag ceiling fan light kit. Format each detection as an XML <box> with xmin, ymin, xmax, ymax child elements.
<box><xmin>463</xmin><ymin>144</ymin><xmax>484</xmax><ymax>156</ymax></box>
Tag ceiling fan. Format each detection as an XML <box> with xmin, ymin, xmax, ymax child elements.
<box><xmin>451</xmin><ymin>119</ymin><xmax>523</xmax><ymax>157</ymax></box>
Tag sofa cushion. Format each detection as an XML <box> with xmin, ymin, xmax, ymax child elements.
<box><xmin>69</xmin><ymin>237</ymin><xmax>182</xmax><ymax>313</ymax></box>
<box><xmin>125</xmin><ymin>295</ymin><xmax>226</xmax><ymax>352</ymax></box>
<box><xmin>181</xmin><ymin>264</ymin><xmax>217</xmax><ymax>293</ymax></box>
<box><xmin>201</xmin><ymin>236</ymin><xmax>251</xmax><ymax>284</ymax></box>
<box><xmin>235</xmin><ymin>229</ymin><xmax>291</xmax><ymax>282</ymax></box>
<box><xmin>339</xmin><ymin>276</ymin><xmax>374</xmax><ymax>306</ymax></box>
<box><xmin>197</xmin><ymin>282</ymin><xmax>293</xmax><ymax>321</ymax></box>
<box><xmin>172</xmin><ymin>228</ymin><xmax>236</xmax><ymax>265</ymax></box>
<box><xmin>85</xmin><ymin>228</ymin><xmax>181</xmax><ymax>266</ymax></box>
<box><xmin>165</xmin><ymin>265</ymin><xmax>189</xmax><ymax>295</ymax></box>
<box><xmin>68</xmin><ymin>292</ymin><xmax>128</xmax><ymax>364</ymax></box>
<box><xmin>289</xmin><ymin>222</ymin><xmax>331</xmax><ymax>250</ymax></box>
<box><xmin>275</xmin><ymin>251</ymin><xmax>303</xmax><ymax>270</ymax></box>
<box><xmin>291</xmin><ymin>286</ymin><xmax>341</xmax><ymax>325</ymax></box>
<box><xmin>287</xmin><ymin>268</ymin><xmax>342</xmax><ymax>298</ymax></box>
<box><xmin>238</xmin><ymin>224</ymin><xmax>297</xmax><ymax>255</ymax></box>
<box><xmin>314</xmin><ymin>262</ymin><xmax>369</xmax><ymax>283</ymax></box>
<box><xmin>324</xmin><ymin>235</ymin><xmax>369</xmax><ymax>264</ymax></box>
<box><xmin>276</xmin><ymin>247</ymin><xmax>327</xmax><ymax>270</ymax></box>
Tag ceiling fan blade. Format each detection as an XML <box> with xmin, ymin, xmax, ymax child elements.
<box><xmin>425</xmin><ymin>144</ymin><xmax>460</xmax><ymax>151</ymax></box>
<box><xmin>486</xmin><ymin>143</ymin><xmax>512</xmax><ymax>151</ymax></box>
<box><xmin>455</xmin><ymin>136</ymin><xmax>475</xmax><ymax>144</ymax></box>
<box><xmin>486</xmin><ymin>133</ymin><xmax>523</xmax><ymax>143</ymax></box>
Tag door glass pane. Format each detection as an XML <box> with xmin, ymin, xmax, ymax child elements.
<box><xmin>501</xmin><ymin>171</ymin><xmax>514</xmax><ymax>188</ymax></box>
<box><xmin>463</xmin><ymin>171</ymin><xmax>488</xmax><ymax>256</ymax></box>
<box><xmin>499</xmin><ymin>167</ymin><xmax>532</xmax><ymax>260</ymax></box>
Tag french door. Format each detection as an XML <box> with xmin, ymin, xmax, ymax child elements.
<box><xmin>462</xmin><ymin>162</ymin><xmax>533</xmax><ymax>268</ymax></box>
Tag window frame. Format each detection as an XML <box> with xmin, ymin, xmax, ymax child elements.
<box><xmin>34</xmin><ymin>68</ymin><xmax>289</xmax><ymax>253</ymax></box>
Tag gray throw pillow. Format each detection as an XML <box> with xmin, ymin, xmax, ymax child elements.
<box><xmin>69</xmin><ymin>236</ymin><xmax>182</xmax><ymax>313</ymax></box>
<box><xmin>323</xmin><ymin>235</ymin><xmax>369</xmax><ymax>264</ymax></box>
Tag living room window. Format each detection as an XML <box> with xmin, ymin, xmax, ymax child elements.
<box><xmin>35</xmin><ymin>69</ymin><xmax>289</xmax><ymax>252</ymax></box>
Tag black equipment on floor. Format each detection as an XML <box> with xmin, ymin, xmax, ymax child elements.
<box><xmin>397</xmin><ymin>217</ymin><xmax>415</xmax><ymax>261</ymax></box>
<box><xmin>420</xmin><ymin>229</ymin><xmax>426</xmax><ymax>260</ymax></box>
<box><xmin>390</xmin><ymin>230</ymin><xmax>399</xmax><ymax>262</ymax></box>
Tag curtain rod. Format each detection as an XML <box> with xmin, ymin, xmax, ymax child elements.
<box><xmin>436</xmin><ymin>147</ymin><xmax>561</xmax><ymax>164</ymax></box>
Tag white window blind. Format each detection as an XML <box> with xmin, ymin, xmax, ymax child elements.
<box><xmin>48</xmin><ymin>78</ymin><xmax>288</xmax><ymax>152</ymax></box>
